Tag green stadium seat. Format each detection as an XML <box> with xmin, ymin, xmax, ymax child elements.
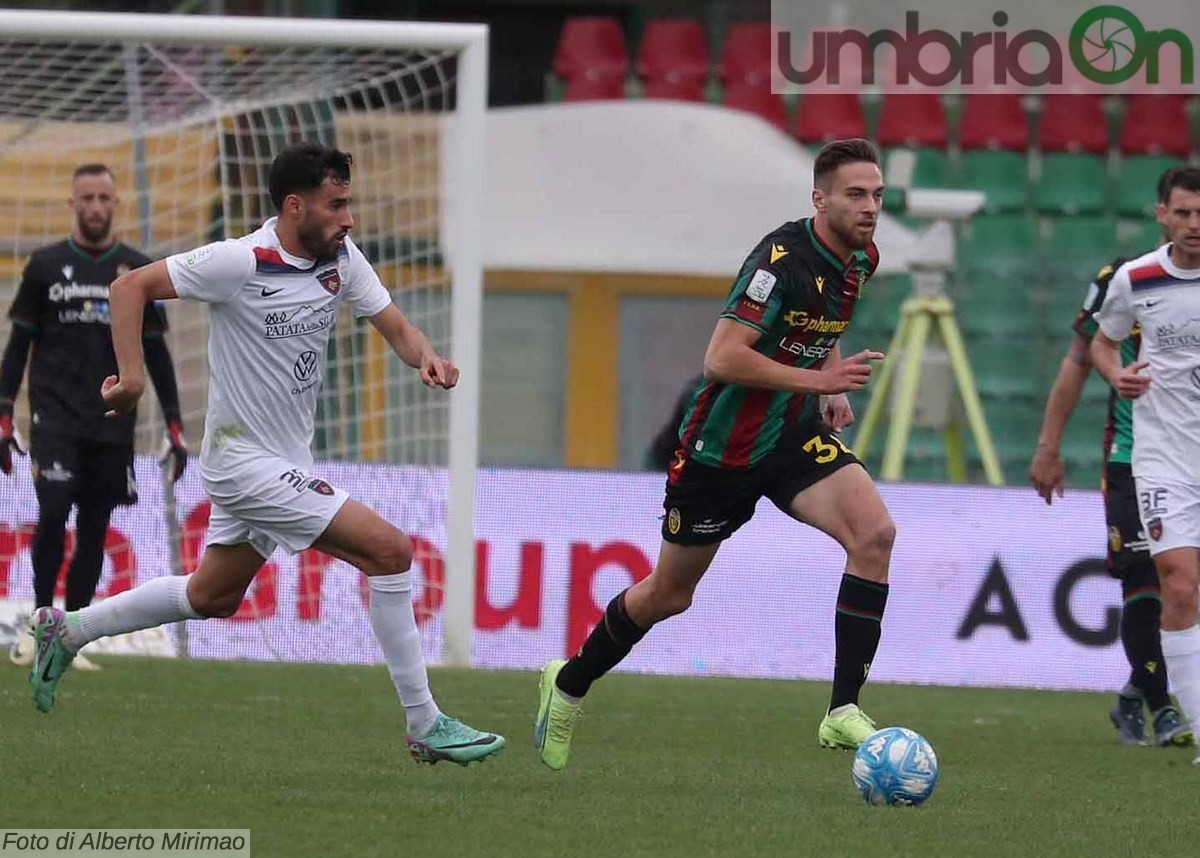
<box><xmin>957</xmin><ymin>214</ymin><xmax>1041</xmax><ymax>278</ymax></box>
<box><xmin>853</xmin><ymin>274</ymin><xmax>910</xmax><ymax>336</ymax></box>
<box><xmin>1041</xmin><ymin>215</ymin><xmax>1119</xmax><ymax>279</ymax></box>
<box><xmin>1113</xmin><ymin>155</ymin><xmax>1179</xmax><ymax>218</ymax></box>
<box><xmin>955</xmin><ymin>275</ymin><xmax>1041</xmax><ymax>339</ymax></box>
<box><xmin>1033</xmin><ymin>153</ymin><xmax>1108</xmax><ymax>216</ymax></box>
<box><xmin>1119</xmin><ymin>218</ymin><xmax>1163</xmax><ymax>256</ymax></box>
<box><xmin>958</xmin><ymin>150</ymin><xmax>1029</xmax><ymax>214</ymax></box>
<box><xmin>883</xmin><ymin>148</ymin><xmax>951</xmax><ymax>212</ymax></box>
<box><xmin>968</xmin><ymin>336</ymin><xmax>1041</xmax><ymax>399</ymax></box>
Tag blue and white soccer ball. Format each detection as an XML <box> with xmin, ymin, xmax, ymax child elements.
<box><xmin>851</xmin><ymin>727</ymin><xmax>939</xmax><ymax>807</ymax></box>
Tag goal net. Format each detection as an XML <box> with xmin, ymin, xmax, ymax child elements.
<box><xmin>0</xmin><ymin>11</ymin><xmax>485</xmax><ymax>666</ymax></box>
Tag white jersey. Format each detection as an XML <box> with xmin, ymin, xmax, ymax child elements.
<box><xmin>166</xmin><ymin>218</ymin><xmax>391</xmax><ymax>469</ymax></box>
<box><xmin>1096</xmin><ymin>245</ymin><xmax>1200</xmax><ymax>483</ymax></box>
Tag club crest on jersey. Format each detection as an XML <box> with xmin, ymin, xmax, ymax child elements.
<box><xmin>317</xmin><ymin>268</ymin><xmax>341</xmax><ymax>296</ymax></box>
<box><xmin>1148</xmin><ymin>517</ymin><xmax>1163</xmax><ymax>541</ymax></box>
<box><xmin>307</xmin><ymin>477</ymin><xmax>335</xmax><ymax>496</ymax></box>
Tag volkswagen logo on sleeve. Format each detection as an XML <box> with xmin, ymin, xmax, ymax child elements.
<box><xmin>291</xmin><ymin>350</ymin><xmax>320</xmax><ymax>395</ymax></box>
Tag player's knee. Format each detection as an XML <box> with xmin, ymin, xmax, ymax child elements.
<box><xmin>362</xmin><ymin>529</ymin><xmax>413</xmax><ymax>576</ymax></box>
<box><xmin>855</xmin><ymin>515</ymin><xmax>896</xmax><ymax>561</ymax></box>
<box><xmin>188</xmin><ymin>588</ymin><xmax>243</xmax><ymax>619</ymax></box>
<box><xmin>1158</xmin><ymin>568</ymin><xmax>1198</xmax><ymax>612</ymax></box>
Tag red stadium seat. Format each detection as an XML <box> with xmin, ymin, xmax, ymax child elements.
<box><xmin>958</xmin><ymin>93</ymin><xmax>1029</xmax><ymax>151</ymax></box>
<box><xmin>875</xmin><ymin>94</ymin><xmax>947</xmax><ymax>148</ymax></box>
<box><xmin>718</xmin><ymin>21</ymin><xmax>772</xmax><ymax>86</ymax></box>
<box><xmin>637</xmin><ymin>18</ymin><xmax>709</xmax><ymax>102</ymax></box>
<box><xmin>723</xmin><ymin>82</ymin><xmax>787</xmax><ymax>129</ymax></box>
<box><xmin>553</xmin><ymin>17</ymin><xmax>629</xmax><ymax>102</ymax></box>
<box><xmin>1120</xmin><ymin>94</ymin><xmax>1191</xmax><ymax>157</ymax></box>
<box><xmin>794</xmin><ymin>93</ymin><xmax>867</xmax><ymax>144</ymax></box>
<box><xmin>1038</xmin><ymin>94</ymin><xmax>1108</xmax><ymax>154</ymax></box>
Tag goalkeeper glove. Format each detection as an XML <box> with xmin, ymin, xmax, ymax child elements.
<box><xmin>0</xmin><ymin>412</ymin><xmax>26</xmax><ymax>476</ymax></box>
<box><xmin>160</xmin><ymin>419</ymin><xmax>188</xmax><ymax>483</ymax></box>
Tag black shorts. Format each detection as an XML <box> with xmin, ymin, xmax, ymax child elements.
<box><xmin>31</xmin><ymin>429</ymin><xmax>137</xmax><ymax>510</ymax></box>
<box><xmin>1103</xmin><ymin>461</ymin><xmax>1151</xmax><ymax>578</ymax></box>
<box><xmin>662</xmin><ymin>421</ymin><xmax>860</xmax><ymax>545</ymax></box>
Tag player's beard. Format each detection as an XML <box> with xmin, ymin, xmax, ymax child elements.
<box><xmin>831</xmin><ymin>211</ymin><xmax>875</xmax><ymax>251</ymax></box>
<box><xmin>298</xmin><ymin>220</ymin><xmax>341</xmax><ymax>260</ymax></box>
<box><xmin>76</xmin><ymin>212</ymin><xmax>112</xmax><ymax>245</ymax></box>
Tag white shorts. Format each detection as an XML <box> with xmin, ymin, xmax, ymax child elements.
<box><xmin>1134</xmin><ymin>476</ymin><xmax>1200</xmax><ymax>557</ymax></box>
<box><xmin>201</xmin><ymin>440</ymin><xmax>349</xmax><ymax>559</ymax></box>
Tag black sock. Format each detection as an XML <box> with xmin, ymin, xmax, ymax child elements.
<box><xmin>1120</xmin><ymin>568</ymin><xmax>1169</xmax><ymax>712</ymax></box>
<box><xmin>31</xmin><ymin>507</ymin><xmax>70</xmax><ymax>609</ymax></box>
<box><xmin>830</xmin><ymin>574</ymin><xmax>889</xmax><ymax>711</ymax></box>
<box><xmin>65</xmin><ymin>502</ymin><xmax>112</xmax><ymax>612</ymax></box>
<box><xmin>556</xmin><ymin>590</ymin><xmax>648</xmax><ymax>698</ymax></box>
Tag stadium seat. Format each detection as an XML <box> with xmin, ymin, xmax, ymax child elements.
<box><xmin>958</xmin><ymin>93</ymin><xmax>1029</xmax><ymax>151</ymax></box>
<box><xmin>955</xmin><ymin>274</ymin><xmax>1042</xmax><ymax>339</ymax></box>
<box><xmin>876</xmin><ymin>94</ymin><xmax>948</xmax><ymax>148</ymax></box>
<box><xmin>1033</xmin><ymin>153</ymin><xmax>1108</xmax><ymax>215</ymax></box>
<box><xmin>853</xmin><ymin>274</ymin><xmax>910</xmax><ymax>336</ymax></box>
<box><xmin>1113</xmin><ymin>154</ymin><xmax>1180</xmax><ymax>218</ymax></box>
<box><xmin>723</xmin><ymin>82</ymin><xmax>787</xmax><ymax>129</ymax></box>
<box><xmin>957</xmin><ymin>150</ymin><xmax>1029</xmax><ymax>214</ymax></box>
<box><xmin>955</xmin><ymin>150</ymin><xmax>1032</xmax><ymax>213</ymax></box>
<box><xmin>970</xmin><ymin>336</ymin><xmax>1042</xmax><ymax>399</ymax></box>
<box><xmin>1120</xmin><ymin>218</ymin><xmax>1163</xmax><ymax>256</ymax></box>
<box><xmin>718</xmin><ymin>21</ymin><xmax>772</xmax><ymax>86</ymax></box>
<box><xmin>1120</xmin><ymin>94</ymin><xmax>1191</xmax><ymax>157</ymax></box>
<box><xmin>883</xmin><ymin>147</ymin><xmax>950</xmax><ymax>212</ymax></box>
<box><xmin>1041</xmin><ymin>215</ymin><xmax>1119</xmax><ymax>278</ymax></box>
<box><xmin>794</xmin><ymin>93</ymin><xmax>866</xmax><ymax>144</ymax></box>
<box><xmin>553</xmin><ymin>17</ymin><xmax>629</xmax><ymax>101</ymax></box>
<box><xmin>957</xmin><ymin>213</ymin><xmax>1040</xmax><ymax>277</ymax></box>
<box><xmin>1038</xmin><ymin>94</ymin><xmax>1109</xmax><ymax>154</ymax></box>
<box><xmin>637</xmin><ymin>18</ymin><xmax>709</xmax><ymax>101</ymax></box>
<box><xmin>982</xmin><ymin>401</ymin><xmax>1043</xmax><ymax>459</ymax></box>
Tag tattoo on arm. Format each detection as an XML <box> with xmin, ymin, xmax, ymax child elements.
<box><xmin>1066</xmin><ymin>335</ymin><xmax>1091</xmax><ymax>367</ymax></box>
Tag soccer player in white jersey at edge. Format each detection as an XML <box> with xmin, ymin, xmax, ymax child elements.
<box><xmin>26</xmin><ymin>142</ymin><xmax>505</xmax><ymax>766</ymax></box>
<box><xmin>1091</xmin><ymin>166</ymin><xmax>1200</xmax><ymax>763</ymax></box>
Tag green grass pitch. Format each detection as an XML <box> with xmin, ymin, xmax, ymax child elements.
<box><xmin>0</xmin><ymin>657</ymin><xmax>1193</xmax><ymax>857</ymax></box>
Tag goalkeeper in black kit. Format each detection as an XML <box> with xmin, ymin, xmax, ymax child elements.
<box><xmin>0</xmin><ymin>164</ymin><xmax>187</xmax><ymax>668</ymax></box>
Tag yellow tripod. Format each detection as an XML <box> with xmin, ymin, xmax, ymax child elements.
<box><xmin>852</xmin><ymin>285</ymin><xmax>1004</xmax><ymax>485</ymax></box>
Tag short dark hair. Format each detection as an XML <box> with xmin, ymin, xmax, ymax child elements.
<box><xmin>268</xmin><ymin>142</ymin><xmax>353</xmax><ymax>211</ymax></box>
<box><xmin>813</xmin><ymin>138</ymin><xmax>880</xmax><ymax>189</ymax></box>
<box><xmin>1159</xmin><ymin>166</ymin><xmax>1200</xmax><ymax>204</ymax></box>
<box><xmin>73</xmin><ymin>163</ymin><xmax>114</xmax><ymax>182</ymax></box>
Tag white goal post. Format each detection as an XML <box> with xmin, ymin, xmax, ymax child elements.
<box><xmin>0</xmin><ymin>10</ymin><xmax>487</xmax><ymax>667</ymax></box>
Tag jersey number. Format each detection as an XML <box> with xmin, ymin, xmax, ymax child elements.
<box><xmin>803</xmin><ymin>433</ymin><xmax>852</xmax><ymax>464</ymax></box>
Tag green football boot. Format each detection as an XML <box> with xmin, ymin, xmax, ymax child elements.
<box><xmin>534</xmin><ymin>659</ymin><xmax>583</xmax><ymax>771</ymax></box>
<box><xmin>29</xmin><ymin>607</ymin><xmax>77</xmax><ymax>714</ymax></box>
<box><xmin>818</xmin><ymin>703</ymin><xmax>877</xmax><ymax>750</ymax></box>
<box><xmin>406</xmin><ymin>714</ymin><xmax>505</xmax><ymax>766</ymax></box>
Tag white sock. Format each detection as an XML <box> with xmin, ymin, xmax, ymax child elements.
<box><xmin>66</xmin><ymin>576</ymin><xmax>201</xmax><ymax>650</ymax></box>
<box><xmin>1161</xmin><ymin>625</ymin><xmax>1200</xmax><ymax>733</ymax></box>
<box><xmin>367</xmin><ymin>572</ymin><xmax>441</xmax><ymax>736</ymax></box>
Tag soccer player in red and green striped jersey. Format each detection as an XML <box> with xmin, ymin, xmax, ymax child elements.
<box><xmin>535</xmin><ymin>139</ymin><xmax>898</xmax><ymax>770</ymax></box>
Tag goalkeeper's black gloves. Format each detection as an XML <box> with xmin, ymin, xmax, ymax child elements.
<box><xmin>160</xmin><ymin>419</ymin><xmax>188</xmax><ymax>483</ymax></box>
<box><xmin>0</xmin><ymin>409</ymin><xmax>26</xmax><ymax>476</ymax></box>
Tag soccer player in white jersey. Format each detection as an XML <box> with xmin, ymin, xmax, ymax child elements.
<box><xmin>1092</xmin><ymin>166</ymin><xmax>1200</xmax><ymax>761</ymax></box>
<box><xmin>26</xmin><ymin>143</ymin><xmax>505</xmax><ymax>766</ymax></box>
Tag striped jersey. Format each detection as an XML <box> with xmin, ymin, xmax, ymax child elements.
<box><xmin>165</xmin><ymin>218</ymin><xmax>391</xmax><ymax>468</ymax></box>
<box><xmin>677</xmin><ymin>218</ymin><xmax>878</xmax><ymax>468</ymax></box>
<box><xmin>1096</xmin><ymin>245</ymin><xmax>1200</xmax><ymax>482</ymax></box>
<box><xmin>1072</xmin><ymin>256</ymin><xmax>1138</xmax><ymax>465</ymax></box>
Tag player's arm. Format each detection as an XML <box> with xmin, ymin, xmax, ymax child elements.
<box><xmin>817</xmin><ymin>341</ymin><xmax>855</xmax><ymax>430</ymax></box>
<box><xmin>0</xmin><ymin>258</ymin><xmax>45</xmax><ymax>473</ymax></box>
<box><xmin>703</xmin><ymin>319</ymin><xmax>881</xmax><ymax>394</ymax></box>
<box><xmin>103</xmin><ymin>260</ymin><xmax>178</xmax><ymax>416</ymax></box>
<box><xmin>142</xmin><ymin>309</ymin><xmax>187</xmax><ymax>481</ymax></box>
<box><xmin>1090</xmin><ymin>332</ymin><xmax>1149</xmax><ymax>399</ymax></box>
<box><xmin>367</xmin><ymin>303</ymin><xmax>459</xmax><ymax>389</ymax></box>
<box><xmin>1029</xmin><ymin>334</ymin><xmax>1091</xmax><ymax>503</ymax></box>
